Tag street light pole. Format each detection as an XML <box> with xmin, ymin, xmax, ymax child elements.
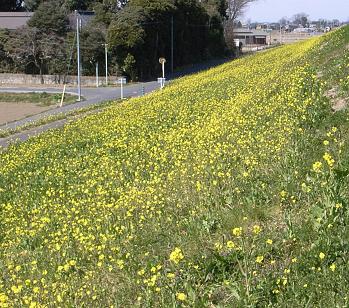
<box><xmin>171</xmin><ymin>15</ymin><xmax>174</xmax><ymax>73</ymax></box>
<box><xmin>76</xmin><ymin>10</ymin><xmax>81</xmax><ymax>101</ymax></box>
<box><xmin>96</xmin><ymin>62</ymin><xmax>99</xmax><ymax>88</ymax></box>
<box><xmin>279</xmin><ymin>24</ymin><xmax>282</xmax><ymax>44</ymax></box>
<box><xmin>103</xmin><ymin>43</ymin><xmax>108</xmax><ymax>86</ymax></box>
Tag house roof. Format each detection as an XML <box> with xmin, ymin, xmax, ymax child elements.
<box><xmin>0</xmin><ymin>12</ymin><xmax>34</xmax><ymax>30</ymax></box>
<box><xmin>233</xmin><ymin>28</ymin><xmax>268</xmax><ymax>37</ymax></box>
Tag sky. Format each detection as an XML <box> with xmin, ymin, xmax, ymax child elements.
<box><xmin>244</xmin><ymin>0</ymin><xmax>349</xmax><ymax>22</ymax></box>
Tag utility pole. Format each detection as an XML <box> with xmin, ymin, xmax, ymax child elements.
<box><xmin>171</xmin><ymin>15</ymin><xmax>174</xmax><ymax>73</ymax></box>
<box><xmin>279</xmin><ymin>24</ymin><xmax>282</xmax><ymax>44</ymax></box>
<box><xmin>103</xmin><ymin>43</ymin><xmax>108</xmax><ymax>86</ymax></box>
<box><xmin>96</xmin><ymin>62</ymin><xmax>99</xmax><ymax>88</ymax></box>
<box><xmin>76</xmin><ymin>10</ymin><xmax>81</xmax><ymax>102</ymax></box>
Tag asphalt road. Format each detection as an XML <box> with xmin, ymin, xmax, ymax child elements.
<box><xmin>0</xmin><ymin>81</ymin><xmax>163</xmax><ymax>149</ymax></box>
<box><xmin>0</xmin><ymin>57</ymin><xmax>234</xmax><ymax>149</ymax></box>
<box><xmin>0</xmin><ymin>81</ymin><xmax>160</xmax><ymax>130</ymax></box>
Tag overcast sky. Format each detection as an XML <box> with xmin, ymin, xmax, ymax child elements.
<box><xmin>244</xmin><ymin>0</ymin><xmax>349</xmax><ymax>22</ymax></box>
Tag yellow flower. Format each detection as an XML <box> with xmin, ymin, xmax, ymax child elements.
<box><xmin>11</xmin><ymin>285</ymin><xmax>22</xmax><ymax>294</ymax></box>
<box><xmin>0</xmin><ymin>293</ymin><xmax>9</xmax><ymax>303</ymax></box>
<box><xmin>33</xmin><ymin>287</ymin><xmax>40</xmax><ymax>294</ymax></box>
<box><xmin>323</xmin><ymin>153</ymin><xmax>335</xmax><ymax>167</ymax></box>
<box><xmin>252</xmin><ymin>225</ymin><xmax>262</xmax><ymax>235</ymax></box>
<box><xmin>232</xmin><ymin>227</ymin><xmax>242</xmax><ymax>237</ymax></box>
<box><xmin>226</xmin><ymin>240</ymin><xmax>235</xmax><ymax>249</ymax></box>
<box><xmin>169</xmin><ymin>247</ymin><xmax>184</xmax><ymax>264</ymax></box>
<box><xmin>69</xmin><ymin>260</ymin><xmax>76</xmax><ymax>266</ymax></box>
<box><xmin>214</xmin><ymin>242</ymin><xmax>223</xmax><ymax>251</ymax></box>
<box><xmin>266</xmin><ymin>239</ymin><xmax>273</xmax><ymax>245</ymax></box>
<box><xmin>330</xmin><ymin>263</ymin><xmax>336</xmax><ymax>271</ymax></box>
<box><xmin>176</xmin><ymin>292</ymin><xmax>187</xmax><ymax>301</ymax></box>
<box><xmin>280</xmin><ymin>190</ymin><xmax>287</xmax><ymax>198</ymax></box>
<box><xmin>301</xmin><ymin>182</ymin><xmax>311</xmax><ymax>193</ymax></box>
<box><xmin>319</xmin><ymin>252</ymin><xmax>325</xmax><ymax>260</ymax></box>
<box><xmin>291</xmin><ymin>258</ymin><xmax>297</xmax><ymax>263</ymax></box>
<box><xmin>116</xmin><ymin>259</ymin><xmax>124</xmax><ymax>269</ymax></box>
<box><xmin>335</xmin><ymin>203</ymin><xmax>343</xmax><ymax>209</ymax></box>
<box><xmin>256</xmin><ymin>256</ymin><xmax>264</xmax><ymax>263</ymax></box>
<box><xmin>312</xmin><ymin>161</ymin><xmax>323</xmax><ymax>173</ymax></box>
<box><xmin>137</xmin><ymin>269</ymin><xmax>145</xmax><ymax>276</ymax></box>
<box><xmin>167</xmin><ymin>272</ymin><xmax>175</xmax><ymax>279</ymax></box>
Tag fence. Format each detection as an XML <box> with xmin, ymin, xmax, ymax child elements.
<box><xmin>0</xmin><ymin>73</ymin><xmax>118</xmax><ymax>87</ymax></box>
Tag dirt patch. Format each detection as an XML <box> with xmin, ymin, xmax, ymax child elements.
<box><xmin>0</xmin><ymin>102</ymin><xmax>53</xmax><ymax>125</ymax></box>
<box><xmin>325</xmin><ymin>87</ymin><xmax>338</xmax><ymax>99</ymax></box>
<box><xmin>325</xmin><ymin>87</ymin><xmax>348</xmax><ymax>112</ymax></box>
<box><xmin>332</xmin><ymin>97</ymin><xmax>348</xmax><ymax>112</ymax></box>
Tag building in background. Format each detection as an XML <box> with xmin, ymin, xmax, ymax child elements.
<box><xmin>233</xmin><ymin>28</ymin><xmax>268</xmax><ymax>45</ymax></box>
<box><xmin>0</xmin><ymin>12</ymin><xmax>33</xmax><ymax>30</ymax></box>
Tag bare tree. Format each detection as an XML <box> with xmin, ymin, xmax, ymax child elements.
<box><xmin>5</xmin><ymin>27</ymin><xmax>65</xmax><ymax>83</ymax></box>
<box><xmin>224</xmin><ymin>0</ymin><xmax>257</xmax><ymax>50</ymax></box>
<box><xmin>226</xmin><ymin>0</ymin><xmax>257</xmax><ymax>24</ymax></box>
<box><xmin>279</xmin><ymin>17</ymin><xmax>289</xmax><ymax>27</ymax></box>
<box><xmin>293</xmin><ymin>13</ymin><xmax>309</xmax><ymax>27</ymax></box>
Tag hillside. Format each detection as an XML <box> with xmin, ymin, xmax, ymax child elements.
<box><xmin>0</xmin><ymin>27</ymin><xmax>349</xmax><ymax>307</ymax></box>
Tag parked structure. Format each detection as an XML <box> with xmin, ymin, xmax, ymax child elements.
<box><xmin>0</xmin><ymin>12</ymin><xmax>33</xmax><ymax>30</ymax></box>
<box><xmin>233</xmin><ymin>28</ymin><xmax>268</xmax><ymax>45</ymax></box>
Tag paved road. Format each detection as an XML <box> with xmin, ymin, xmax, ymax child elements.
<box><xmin>0</xmin><ymin>57</ymin><xmax>235</xmax><ymax>149</ymax></box>
<box><xmin>0</xmin><ymin>82</ymin><xmax>162</xmax><ymax>149</ymax></box>
<box><xmin>0</xmin><ymin>81</ymin><xmax>160</xmax><ymax>130</ymax></box>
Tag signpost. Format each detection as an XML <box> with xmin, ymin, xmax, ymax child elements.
<box><xmin>157</xmin><ymin>77</ymin><xmax>166</xmax><ymax>89</ymax></box>
<box><xmin>159</xmin><ymin>57</ymin><xmax>166</xmax><ymax>78</ymax></box>
<box><xmin>96</xmin><ymin>62</ymin><xmax>99</xmax><ymax>88</ymax></box>
<box><xmin>118</xmin><ymin>77</ymin><xmax>127</xmax><ymax>99</ymax></box>
<box><xmin>158</xmin><ymin>57</ymin><xmax>166</xmax><ymax>89</ymax></box>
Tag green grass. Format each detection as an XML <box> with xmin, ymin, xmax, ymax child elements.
<box><xmin>0</xmin><ymin>27</ymin><xmax>348</xmax><ymax>307</ymax></box>
<box><xmin>0</xmin><ymin>92</ymin><xmax>78</xmax><ymax>107</ymax></box>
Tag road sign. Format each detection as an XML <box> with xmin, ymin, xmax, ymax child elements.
<box><xmin>157</xmin><ymin>77</ymin><xmax>166</xmax><ymax>89</ymax></box>
<box><xmin>118</xmin><ymin>77</ymin><xmax>127</xmax><ymax>99</ymax></box>
<box><xmin>118</xmin><ymin>77</ymin><xmax>127</xmax><ymax>84</ymax></box>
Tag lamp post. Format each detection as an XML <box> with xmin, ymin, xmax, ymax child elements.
<box><xmin>158</xmin><ymin>58</ymin><xmax>166</xmax><ymax>89</ymax></box>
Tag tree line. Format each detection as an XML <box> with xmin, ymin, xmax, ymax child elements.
<box><xmin>0</xmin><ymin>0</ymin><xmax>242</xmax><ymax>82</ymax></box>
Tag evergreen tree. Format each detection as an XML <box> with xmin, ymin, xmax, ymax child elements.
<box><xmin>28</xmin><ymin>1</ymin><xmax>69</xmax><ymax>35</ymax></box>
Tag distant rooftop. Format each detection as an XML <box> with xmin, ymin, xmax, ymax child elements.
<box><xmin>0</xmin><ymin>12</ymin><xmax>34</xmax><ymax>30</ymax></box>
<box><xmin>233</xmin><ymin>28</ymin><xmax>269</xmax><ymax>36</ymax></box>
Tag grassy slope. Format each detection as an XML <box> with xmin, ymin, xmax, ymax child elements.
<box><xmin>0</xmin><ymin>27</ymin><xmax>348</xmax><ymax>307</ymax></box>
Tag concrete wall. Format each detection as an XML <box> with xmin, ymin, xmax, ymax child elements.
<box><xmin>0</xmin><ymin>73</ymin><xmax>119</xmax><ymax>87</ymax></box>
